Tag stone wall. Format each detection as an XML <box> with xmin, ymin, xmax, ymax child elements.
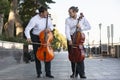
<box><xmin>0</xmin><ymin>41</ymin><xmax>33</xmax><ymax>70</ymax></box>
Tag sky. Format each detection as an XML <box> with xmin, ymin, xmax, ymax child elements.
<box><xmin>48</xmin><ymin>0</ymin><xmax>120</xmax><ymax>45</ymax></box>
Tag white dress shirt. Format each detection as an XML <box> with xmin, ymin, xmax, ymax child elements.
<box><xmin>24</xmin><ymin>14</ymin><xmax>54</xmax><ymax>39</ymax></box>
<box><xmin>65</xmin><ymin>16</ymin><xmax>91</xmax><ymax>41</ymax></box>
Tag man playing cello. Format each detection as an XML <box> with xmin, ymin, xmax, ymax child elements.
<box><xmin>24</xmin><ymin>6</ymin><xmax>54</xmax><ymax>78</ymax></box>
<box><xmin>65</xmin><ymin>6</ymin><xmax>91</xmax><ymax>79</ymax></box>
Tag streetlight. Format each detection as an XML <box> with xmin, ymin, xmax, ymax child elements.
<box><xmin>87</xmin><ymin>32</ymin><xmax>90</xmax><ymax>57</ymax></box>
<box><xmin>99</xmin><ymin>23</ymin><xmax>102</xmax><ymax>54</ymax></box>
<box><xmin>107</xmin><ymin>26</ymin><xmax>110</xmax><ymax>55</ymax></box>
<box><xmin>111</xmin><ymin>24</ymin><xmax>114</xmax><ymax>47</ymax></box>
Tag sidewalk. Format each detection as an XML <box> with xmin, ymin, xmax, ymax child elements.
<box><xmin>0</xmin><ymin>51</ymin><xmax>120</xmax><ymax>80</ymax></box>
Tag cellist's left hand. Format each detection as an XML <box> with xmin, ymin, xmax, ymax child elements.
<box><xmin>76</xmin><ymin>24</ymin><xmax>81</xmax><ymax>28</ymax></box>
<box><xmin>45</xmin><ymin>28</ymin><xmax>51</xmax><ymax>32</ymax></box>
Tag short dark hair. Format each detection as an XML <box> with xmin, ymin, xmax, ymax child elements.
<box><xmin>38</xmin><ymin>6</ymin><xmax>47</xmax><ymax>13</ymax></box>
<box><xmin>69</xmin><ymin>6</ymin><xmax>79</xmax><ymax>12</ymax></box>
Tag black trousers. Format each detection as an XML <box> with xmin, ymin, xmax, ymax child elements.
<box><xmin>71</xmin><ymin>61</ymin><xmax>85</xmax><ymax>76</ymax></box>
<box><xmin>67</xmin><ymin>40</ymin><xmax>85</xmax><ymax>76</ymax></box>
<box><xmin>31</xmin><ymin>34</ymin><xmax>51</xmax><ymax>76</ymax></box>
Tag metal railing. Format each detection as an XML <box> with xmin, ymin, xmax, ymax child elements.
<box><xmin>84</xmin><ymin>42</ymin><xmax>120</xmax><ymax>58</ymax></box>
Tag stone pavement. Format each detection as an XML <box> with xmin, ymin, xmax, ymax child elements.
<box><xmin>0</xmin><ymin>51</ymin><xmax>120</xmax><ymax>80</ymax></box>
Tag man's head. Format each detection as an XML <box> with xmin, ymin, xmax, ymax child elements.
<box><xmin>38</xmin><ymin>6</ymin><xmax>48</xmax><ymax>17</ymax></box>
<box><xmin>68</xmin><ymin>6</ymin><xmax>79</xmax><ymax>18</ymax></box>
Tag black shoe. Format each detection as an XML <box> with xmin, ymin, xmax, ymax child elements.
<box><xmin>70</xmin><ymin>74</ymin><xmax>78</xmax><ymax>78</ymax></box>
<box><xmin>46</xmin><ymin>75</ymin><xmax>54</xmax><ymax>78</ymax></box>
<box><xmin>37</xmin><ymin>74</ymin><xmax>41</xmax><ymax>78</ymax></box>
<box><xmin>80</xmin><ymin>75</ymin><xmax>86</xmax><ymax>78</ymax></box>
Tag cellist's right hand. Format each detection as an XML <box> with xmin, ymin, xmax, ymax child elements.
<box><xmin>26</xmin><ymin>38</ymin><xmax>32</xmax><ymax>43</ymax></box>
<box><xmin>69</xmin><ymin>40</ymin><xmax>72</xmax><ymax>45</ymax></box>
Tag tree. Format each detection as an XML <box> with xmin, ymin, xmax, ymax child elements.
<box><xmin>0</xmin><ymin>0</ymin><xmax>9</xmax><ymax>35</ymax></box>
<box><xmin>4</xmin><ymin>0</ymin><xmax>18</xmax><ymax>37</ymax></box>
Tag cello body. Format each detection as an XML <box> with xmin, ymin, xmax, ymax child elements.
<box><xmin>69</xmin><ymin>31</ymin><xmax>85</xmax><ymax>62</ymax></box>
<box><xmin>36</xmin><ymin>30</ymin><xmax>54</xmax><ymax>62</ymax></box>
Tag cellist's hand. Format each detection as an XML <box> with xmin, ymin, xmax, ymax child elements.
<box><xmin>69</xmin><ymin>40</ymin><xmax>72</xmax><ymax>45</ymax></box>
<box><xmin>76</xmin><ymin>24</ymin><xmax>81</xmax><ymax>28</ymax></box>
<box><xmin>26</xmin><ymin>38</ymin><xmax>32</xmax><ymax>43</ymax></box>
<box><xmin>45</xmin><ymin>28</ymin><xmax>51</xmax><ymax>32</ymax></box>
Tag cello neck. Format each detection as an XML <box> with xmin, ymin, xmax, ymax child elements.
<box><xmin>44</xmin><ymin>14</ymin><xmax>49</xmax><ymax>42</ymax></box>
<box><xmin>45</xmin><ymin>14</ymin><xmax>48</xmax><ymax>29</ymax></box>
<box><xmin>76</xmin><ymin>13</ymin><xmax>84</xmax><ymax>31</ymax></box>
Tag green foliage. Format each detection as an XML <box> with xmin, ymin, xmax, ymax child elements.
<box><xmin>0</xmin><ymin>0</ymin><xmax>10</xmax><ymax>14</ymax></box>
<box><xmin>19</xmin><ymin>0</ymin><xmax>36</xmax><ymax>27</ymax></box>
<box><xmin>38</xmin><ymin>0</ymin><xmax>55</xmax><ymax>8</ymax></box>
<box><xmin>52</xmin><ymin>28</ymin><xmax>67</xmax><ymax>51</ymax></box>
<box><xmin>0</xmin><ymin>34</ymin><xmax>26</xmax><ymax>44</ymax></box>
<box><xmin>0</xmin><ymin>0</ymin><xmax>10</xmax><ymax>29</ymax></box>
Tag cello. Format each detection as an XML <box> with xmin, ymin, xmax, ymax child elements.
<box><xmin>36</xmin><ymin>14</ymin><xmax>54</xmax><ymax>62</ymax></box>
<box><xmin>69</xmin><ymin>13</ymin><xmax>85</xmax><ymax>62</ymax></box>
